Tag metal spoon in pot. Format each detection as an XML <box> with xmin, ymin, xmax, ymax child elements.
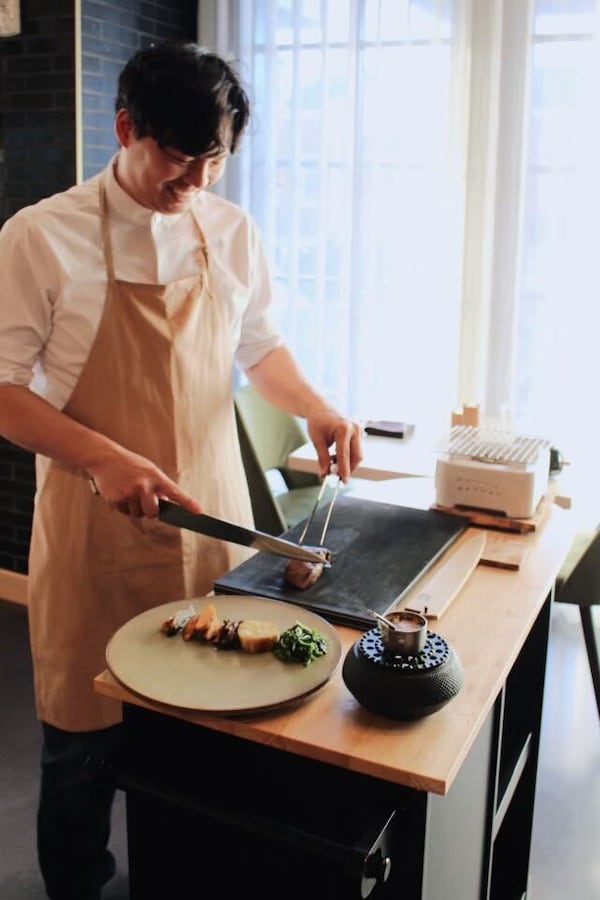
<box><xmin>366</xmin><ymin>608</ymin><xmax>401</xmax><ymax>632</ymax></box>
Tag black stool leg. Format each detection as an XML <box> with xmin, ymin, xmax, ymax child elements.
<box><xmin>580</xmin><ymin>606</ymin><xmax>600</xmax><ymax>719</ymax></box>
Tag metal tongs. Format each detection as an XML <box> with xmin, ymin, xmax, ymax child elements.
<box><xmin>297</xmin><ymin>456</ymin><xmax>341</xmax><ymax>555</ymax></box>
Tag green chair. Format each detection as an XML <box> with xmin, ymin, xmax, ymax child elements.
<box><xmin>554</xmin><ymin>526</ymin><xmax>600</xmax><ymax>718</ymax></box>
<box><xmin>234</xmin><ymin>383</ymin><xmax>326</xmax><ymax>535</ymax></box>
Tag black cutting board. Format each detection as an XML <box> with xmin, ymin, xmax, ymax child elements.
<box><xmin>214</xmin><ymin>495</ymin><xmax>466</xmax><ymax>630</ymax></box>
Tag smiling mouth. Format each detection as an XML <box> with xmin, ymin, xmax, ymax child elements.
<box><xmin>166</xmin><ymin>184</ymin><xmax>196</xmax><ymax>200</ymax></box>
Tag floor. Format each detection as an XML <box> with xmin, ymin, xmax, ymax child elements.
<box><xmin>528</xmin><ymin>602</ymin><xmax>600</xmax><ymax>899</ymax></box>
<box><xmin>0</xmin><ymin>599</ymin><xmax>597</xmax><ymax>899</ymax></box>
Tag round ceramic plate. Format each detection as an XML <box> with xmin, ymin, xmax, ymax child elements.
<box><xmin>105</xmin><ymin>595</ymin><xmax>342</xmax><ymax>715</ymax></box>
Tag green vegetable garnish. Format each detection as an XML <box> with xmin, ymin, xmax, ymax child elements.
<box><xmin>273</xmin><ymin>622</ymin><xmax>328</xmax><ymax>666</ymax></box>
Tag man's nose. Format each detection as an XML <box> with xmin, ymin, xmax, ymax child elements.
<box><xmin>183</xmin><ymin>158</ymin><xmax>211</xmax><ymax>188</ymax></box>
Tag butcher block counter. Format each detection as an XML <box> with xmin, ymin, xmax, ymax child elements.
<box><xmin>95</xmin><ymin>503</ymin><xmax>574</xmax><ymax>900</ymax></box>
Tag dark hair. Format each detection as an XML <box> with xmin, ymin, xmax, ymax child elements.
<box><xmin>115</xmin><ymin>40</ymin><xmax>250</xmax><ymax>156</ymax></box>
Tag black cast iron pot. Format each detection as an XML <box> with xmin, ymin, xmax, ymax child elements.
<box><xmin>342</xmin><ymin>627</ymin><xmax>463</xmax><ymax>720</ymax></box>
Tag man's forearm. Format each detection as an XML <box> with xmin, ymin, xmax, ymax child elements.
<box><xmin>0</xmin><ymin>384</ymin><xmax>121</xmax><ymax>472</ymax></box>
<box><xmin>245</xmin><ymin>345</ymin><xmax>363</xmax><ymax>482</ymax></box>
<box><xmin>0</xmin><ymin>384</ymin><xmax>204</xmax><ymax>517</ymax></box>
<box><xmin>245</xmin><ymin>345</ymin><xmax>335</xmax><ymax>419</ymax></box>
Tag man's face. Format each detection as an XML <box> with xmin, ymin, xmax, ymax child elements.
<box><xmin>114</xmin><ymin>110</ymin><xmax>229</xmax><ymax>213</ymax></box>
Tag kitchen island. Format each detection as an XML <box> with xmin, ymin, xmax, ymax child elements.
<box><xmin>95</xmin><ymin>503</ymin><xmax>573</xmax><ymax>900</ymax></box>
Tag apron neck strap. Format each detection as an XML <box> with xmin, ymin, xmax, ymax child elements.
<box><xmin>189</xmin><ymin>204</ymin><xmax>210</xmax><ymax>274</ymax></box>
<box><xmin>99</xmin><ymin>171</ymin><xmax>116</xmax><ymax>281</ymax></box>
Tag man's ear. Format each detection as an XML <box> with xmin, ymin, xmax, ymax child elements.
<box><xmin>114</xmin><ymin>109</ymin><xmax>135</xmax><ymax>147</ymax></box>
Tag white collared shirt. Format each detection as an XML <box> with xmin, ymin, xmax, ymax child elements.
<box><xmin>0</xmin><ymin>155</ymin><xmax>281</xmax><ymax>409</ymax></box>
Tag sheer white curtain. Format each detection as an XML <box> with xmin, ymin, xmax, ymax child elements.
<box><xmin>211</xmin><ymin>0</ymin><xmax>468</xmax><ymax>436</ymax></box>
<box><xmin>202</xmin><ymin>0</ymin><xmax>600</xmax><ymax>487</ymax></box>
<box><xmin>464</xmin><ymin>0</ymin><xmax>600</xmax><ymax>478</ymax></box>
<box><xmin>514</xmin><ymin>0</ymin><xmax>600</xmax><ymax>487</ymax></box>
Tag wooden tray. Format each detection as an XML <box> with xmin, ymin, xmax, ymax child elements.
<box><xmin>430</xmin><ymin>494</ymin><xmax>551</xmax><ymax>534</ymax></box>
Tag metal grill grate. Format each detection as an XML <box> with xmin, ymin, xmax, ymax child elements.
<box><xmin>357</xmin><ymin>629</ymin><xmax>450</xmax><ymax>670</ymax></box>
<box><xmin>437</xmin><ymin>426</ymin><xmax>551</xmax><ymax>467</ymax></box>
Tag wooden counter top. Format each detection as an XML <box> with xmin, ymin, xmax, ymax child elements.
<box><xmin>95</xmin><ymin>505</ymin><xmax>574</xmax><ymax>796</ymax></box>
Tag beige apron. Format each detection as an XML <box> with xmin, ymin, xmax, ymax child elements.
<box><xmin>28</xmin><ymin>175</ymin><xmax>254</xmax><ymax>731</ymax></box>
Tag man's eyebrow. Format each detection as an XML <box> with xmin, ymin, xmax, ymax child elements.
<box><xmin>204</xmin><ymin>147</ymin><xmax>229</xmax><ymax>159</ymax></box>
<box><xmin>161</xmin><ymin>145</ymin><xmax>228</xmax><ymax>163</ymax></box>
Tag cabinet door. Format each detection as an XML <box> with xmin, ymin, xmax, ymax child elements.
<box><xmin>422</xmin><ymin>710</ymin><xmax>495</xmax><ymax>899</ymax></box>
<box><xmin>119</xmin><ymin>705</ymin><xmax>427</xmax><ymax>900</ymax></box>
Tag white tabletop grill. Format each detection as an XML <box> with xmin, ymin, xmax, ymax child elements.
<box><xmin>435</xmin><ymin>426</ymin><xmax>552</xmax><ymax>518</ymax></box>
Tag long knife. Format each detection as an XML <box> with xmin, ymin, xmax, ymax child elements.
<box><xmin>158</xmin><ymin>499</ymin><xmax>332</xmax><ymax>565</ymax></box>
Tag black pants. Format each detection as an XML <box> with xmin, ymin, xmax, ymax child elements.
<box><xmin>38</xmin><ymin>722</ymin><xmax>124</xmax><ymax>900</ymax></box>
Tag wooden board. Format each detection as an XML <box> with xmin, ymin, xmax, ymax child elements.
<box><xmin>392</xmin><ymin>530</ymin><xmax>486</xmax><ymax>619</ymax></box>
<box><xmin>430</xmin><ymin>494</ymin><xmax>552</xmax><ymax>534</ymax></box>
<box><xmin>479</xmin><ymin>532</ymin><xmax>533</xmax><ymax>571</ymax></box>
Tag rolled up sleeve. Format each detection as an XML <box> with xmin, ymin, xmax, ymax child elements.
<box><xmin>234</xmin><ymin>219</ymin><xmax>282</xmax><ymax>371</ymax></box>
<box><xmin>0</xmin><ymin>216</ymin><xmax>53</xmax><ymax>389</ymax></box>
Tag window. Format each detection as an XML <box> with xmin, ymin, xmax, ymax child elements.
<box><xmin>516</xmin><ymin>0</ymin><xmax>600</xmax><ymax>481</ymax></box>
<box><xmin>210</xmin><ymin>0</ymin><xmax>600</xmax><ymax>498</ymax></box>
<box><xmin>227</xmin><ymin>0</ymin><xmax>463</xmax><ymax>434</ymax></box>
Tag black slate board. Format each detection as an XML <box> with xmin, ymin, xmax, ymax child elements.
<box><xmin>214</xmin><ymin>495</ymin><xmax>466</xmax><ymax>630</ymax></box>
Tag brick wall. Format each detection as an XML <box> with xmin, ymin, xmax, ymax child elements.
<box><xmin>0</xmin><ymin>439</ymin><xmax>35</xmax><ymax>574</ymax></box>
<box><xmin>0</xmin><ymin>0</ymin><xmax>197</xmax><ymax>576</ymax></box>
<box><xmin>0</xmin><ymin>0</ymin><xmax>76</xmax><ymax>225</ymax></box>
<box><xmin>0</xmin><ymin>0</ymin><xmax>77</xmax><ymax>576</ymax></box>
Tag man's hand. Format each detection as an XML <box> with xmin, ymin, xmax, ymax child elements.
<box><xmin>306</xmin><ymin>411</ymin><xmax>363</xmax><ymax>483</ymax></box>
<box><xmin>87</xmin><ymin>447</ymin><xmax>203</xmax><ymax>518</ymax></box>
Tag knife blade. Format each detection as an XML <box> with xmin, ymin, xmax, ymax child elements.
<box><xmin>158</xmin><ymin>500</ymin><xmax>332</xmax><ymax>565</ymax></box>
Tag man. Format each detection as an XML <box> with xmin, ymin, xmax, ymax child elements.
<box><xmin>0</xmin><ymin>41</ymin><xmax>362</xmax><ymax>899</ymax></box>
